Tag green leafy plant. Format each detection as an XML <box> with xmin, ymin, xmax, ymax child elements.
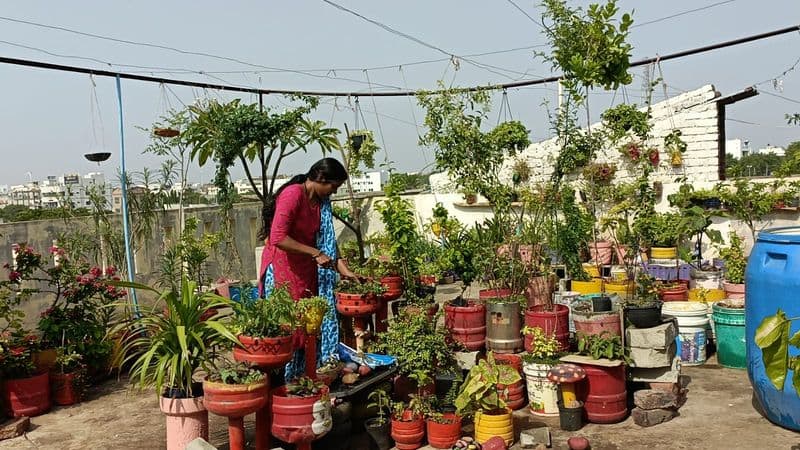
<box><xmin>114</xmin><ymin>277</ymin><xmax>239</xmax><ymax>398</ymax></box>
<box><xmin>576</xmin><ymin>331</ymin><xmax>630</xmax><ymax>363</ymax></box>
<box><xmin>755</xmin><ymin>310</ymin><xmax>800</xmax><ymax>395</ymax></box>
<box><xmin>297</xmin><ymin>296</ymin><xmax>331</xmax><ymax>334</ymax></box>
<box><xmin>346</xmin><ymin>129</ymin><xmax>380</xmax><ymax>175</ymax></box>
<box><xmin>718</xmin><ymin>231</ymin><xmax>747</xmax><ymax>284</ymax></box>
<box><xmin>336</xmin><ymin>279</ymin><xmax>386</xmax><ymax>296</ymax></box>
<box><xmin>286</xmin><ymin>375</ymin><xmax>326</xmax><ymax>397</ymax></box>
<box><xmin>230</xmin><ymin>285</ymin><xmax>298</xmax><ymax>338</ymax></box>
<box><xmin>521</xmin><ymin>326</ymin><xmax>564</xmax><ymax>365</ymax></box>
<box><xmin>454</xmin><ymin>352</ymin><xmax>522</xmax><ymax>417</ymax></box>
<box><xmin>370</xmin><ymin>312</ymin><xmax>457</xmax><ymax>379</ymax></box>
<box><xmin>367</xmin><ymin>388</ymin><xmax>391</xmax><ymax>425</ymax></box>
<box><xmin>601</xmin><ymin>103</ymin><xmax>650</xmax><ymax>143</ymax></box>
<box><xmin>207</xmin><ymin>361</ymin><xmax>265</xmax><ymax>385</ymax></box>
<box><xmin>0</xmin><ymin>330</ymin><xmax>38</xmax><ymax>379</ymax></box>
<box><xmin>664</xmin><ymin>129</ymin><xmax>688</xmax><ymax>163</ymax></box>
<box><xmin>720</xmin><ymin>179</ymin><xmax>782</xmax><ymax>240</ymax></box>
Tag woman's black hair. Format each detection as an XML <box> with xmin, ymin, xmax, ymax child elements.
<box><xmin>258</xmin><ymin>157</ymin><xmax>348</xmax><ymax>242</ymax></box>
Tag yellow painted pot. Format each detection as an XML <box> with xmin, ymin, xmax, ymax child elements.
<box><xmin>688</xmin><ymin>288</ymin><xmax>726</xmax><ymax>302</ymax></box>
<box><xmin>474</xmin><ymin>408</ymin><xmax>514</xmax><ymax>445</ymax></box>
<box><xmin>583</xmin><ymin>264</ymin><xmax>601</xmax><ymax>278</ymax></box>
<box><xmin>571</xmin><ymin>278</ymin><xmax>603</xmax><ymax>296</ymax></box>
<box><xmin>650</xmin><ymin>247</ymin><xmax>677</xmax><ymax>260</ymax></box>
<box><xmin>604</xmin><ymin>281</ymin><xmax>635</xmax><ymax>300</ymax></box>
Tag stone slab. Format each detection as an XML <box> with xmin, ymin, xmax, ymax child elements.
<box><xmin>632</xmin><ymin>407</ymin><xmax>677</xmax><ymax>427</ymax></box>
<box><xmin>185</xmin><ymin>438</ymin><xmax>217</xmax><ymax>450</ymax></box>
<box><xmin>630</xmin><ymin>357</ymin><xmax>681</xmax><ymax>383</ymax></box>
<box><xmin>629</xmin><ymin>342</ymin><xmax>677</xmax><ymax>368</ymax></box>
<box><xmin>634</xmin><ymin>389</ymin><xmax>678</xmax><ymax>410</ymax></box>
<box><xmin>626</xmin><ymin>320</ymin><xmax>678</xmax><ymax>349</ymax></box>
<box><xmin>520</xmin><ymin>426</ymin><xmax>551</xmax><ymax>448</ymax></box>
<box><xmin>559</xmin><ymin>354</ymin><xmax>625</xmax><ymax>367</ymax></box>
<box><xmin>455</xmin><ymin>350</ymin><xmax>481</xmax><ymax>371</ymax></box>
<box><xmin>0</xmin><ymin>417</ymin><xmax>29</xmax><ymax>441</ymax></box>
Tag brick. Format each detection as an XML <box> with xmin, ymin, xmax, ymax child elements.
<box><xmin>483</xmin><ymin>436</ymin><xmax>508</xmax><ymax>450</ymax></box>
<box><xmin>634</xmin><ymin>389</ymin><xmax>678</xmax><ymax>410</ymax></box>
<box><xmin>626</xmin><ymin>321</ymin><xmax>678</xmax><ymax>349</ymax></box>
<box><xmin>649</xmin><ymin>382</ymin><xmax>680</xmax><ymax>395</ymax></box>
<box><xmin>630</xmin><ymin>357</ymin><xmax>681</xmax><ymax>383</ymax></box>
<box><xmin>629</xmin><ymin>342</ymin><xmax>677</xmax><ymax>368</ymax></box>
<box><xmin>520</xmin><ymin>426</ymin><xmax>551</xmax><ymax>448</ymax></box>
<box><xmin>632</xmin><ymin>407</ymin><xmax>676</xmax><ymax>427</ymax></box>
<box><xmin>0</xmin><ymin>417</ymin><xmax>30</xmax><ymax>441</ymax></box>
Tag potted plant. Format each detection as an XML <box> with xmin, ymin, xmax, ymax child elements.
<box><xmin>390</xmin><ymin>394</ymin><xmax>426</xmax><ymax>450</ymax></box>
<box><xmin>115</xmin><ymin>276</ymin><xmax>239</xmax><ymax>450</ymax></box>
<box><xmin>0</xmin><ymin>330</ymin><xmax>51</xmax><ymax>417</ymax></box>
<box><xmin>335</xmin><ymin>279</ymin><xmax>384</xmax><ymax>317</ymax></box>
<box><xmin>50</xmin><ymin>349</ymin><xmax>88</xmax><ymax>406</ymax></box>
<box><xmin>521</xmin><ymin>327</ymin><xmax>564</xmax><ymax>417</ymax></box>
<box><xmin>419</xmin><ymin>394</ymin><xmax>462</xmax><ymax>449</ymax></box>
<box><xmin>454</xmin><ymin>352</ymin><xmax>520</xmax><ymax>446</ymax></box>
<box><xmin>203</xmin><ymin>361</ymin><xmax>268</xmax><ymax>450</ymax></box>
<box><xmin>230</xmin><ymin>285</ymin><xmax>298</xmax><ymax>367</ymax></box>
<box><xmin>664</xmin><ymin>129</ymin><xmax>687</xmax><ymax>167</ymax></box>
<box><xmin>271</xmin><ymin>376</ymin><xmax>332</xmax><ymax>446</ymax></box>
<box><xmin>370</xmin><ymin>313</ymin><xmax>457</xmax><ymax>402</ymax></box>
<box><xmin>623</xmin><ymin>272</ymin><xmax>663</xmax><ymax>329</ymax></box>
<box><xmin>718</xmin><ymin>231</ymin><xmax>747</xmax><ymax>300</ymax></box>
<box><xmin>463</xmin><ymin>189</ymin><xmax>478</xmax><ymax>205</ymax></box>
<box><xmin>365</xmin><ymin>388</ymin><xmax>393</xmax><ymax>450</ymax></box>
<box><xmin>445</xmin><ymin>295</ymin><xmax>486</xmax><ymax>352</ymax></box>
<box><xmin>574</xmin><ymin>332</ymin><xmax>630</xmax><ymax>424</ymax></box>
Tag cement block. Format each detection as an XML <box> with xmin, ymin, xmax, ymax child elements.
<box><xmin>631</xmin><ymin>407</ymin><xmax>676</xmax><ymax>427</ymax></box>
<box><xmin>626</xmin><ymin>320</ymin><xmax>677</xmax><ymax>349</ymax></box>
<box><xmin>520</xmin><ymin>426</ymin><xmax>551</xmax><ymax>448</ymax></box>
<box><xmin>0</xmin><ymin>417</ymin><xmax>29</xmax><ymax>441</ymax></box>
<box><xmin>185</xmin><ymin>438</ymin><xmax>217</xmax><ymax>450</ymax></box>
<box><xmin>629</xmin><ymin>342</ymin><xmax>677</xmax><ymax>368</ymax></box>
<box><xmin>455</xmin><ymin>351</ymin><xmax>480</xmax><ymax>371</ymax></box>
<box><xmin>634</xmin><ymin>389</ymin><xmax>677</xmax><ymax>410</ymax></box>
<box><xmin>630</xmin><ymin>357</ymin><xmax>681</xmax><ymax>383</ymax></box>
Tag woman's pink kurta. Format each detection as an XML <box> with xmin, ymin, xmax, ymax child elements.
<box><xmin>259</xmin><ymin>184</ymin><xmax>321</xmax><ymax>300</ymax></box>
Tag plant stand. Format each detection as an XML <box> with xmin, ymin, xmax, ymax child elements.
<box><xmin>203</xmin><ymin>378</ymin><xmax>269</xmax><ymax>450</ymax></box>
<box><xmin>336</xmin><ymin>292</ymin><xmax>379</xmax><ymax>353</ymax></box>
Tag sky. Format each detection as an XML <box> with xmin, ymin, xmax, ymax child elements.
<box><xmin>0</xmin><ymin>0</ymin><xmax>798</xmax><ymax>187</ymax></box>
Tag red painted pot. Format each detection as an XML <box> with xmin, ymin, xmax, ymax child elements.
<box><xmin>418</xmin><ymin>275</ymin><xmax>437</xmax><ymax>287</ymax></box>
<box><xmin>233</xmin><ymin>334</ymin><xmax>293</xmax><ymax>368</ymax></box>
<box><xmin>479</xmin><ymin>288</ymin><xmax>512</xmax><ymax>300</ymax></box>
<box><xmin>271</xmin><ymin>385</ymin><xmax>331</xmax><ymax>444</ymax></box>
<box><xmin>4</xmin><ymin>372</ymin><xmax>51</xmax><ymax>417</ymax></box>
<box><xmin>203</xmin><ymin>377</ymin><xmax>269</xmax><ymax>418</ymax></box>
<box><xmin>492</xmin><ymin>353</ymin><xmax>523</xmax><ymax>374</ymax></box>
<box><xmin>393</xmin><ymin>375</ymin><xmax>435</xmax><ymax>403</ymax></box>
<box><xmin>426</xmin><ymin>413</ymin><xmax>461</xmax><ymax>449</ymax></box>
<box><xmin>391</xmin><ymin>410</ymin><xmax>425</xmax><ymax>450</ymax></box>
<box><xmin>498</xmin><ymin>380</ymin><xmax>527</xmax><ymax>410</ymax></box>
<box><xmin>723</xmin><ymin>281</ymin><xmax>745</xmax><ymax>299</ymax></box>
<box><xmin>336</xmin><ymin>292</ymin><xmax>379</xmax><ymax>317</ymax></box>
<box><xmin>578</xmin><ymin>364</ymin><xmax>627</xmax><ymax>424</ymax></box>
<box><xmin>50</xmin><ymin>371</ymin><xmax>82</xmax><ymax>406</ymax></box>
<box><xmin>524</xmin><ymin>305</ymin><xmax>570</xmax><ymax>352</ymax></box>
<box><xmin>380</xmin><ymin>276</ymin><xmax>404</xmax><ymax>301</ymax></box>
<box><xmin>659</xmin><ymin>285</ymin><xmax>688</xmax><ymax>302</ymax></box>
<box><xmin>445</xmin><ymin>301</ymin><xmax>486</xmax><ymax>351</ymax></box>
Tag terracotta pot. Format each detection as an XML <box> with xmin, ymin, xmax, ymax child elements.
<box><xmin>588</xmin><ymin>240</ymin><xmax>613</xmax><ymax>265</ymax></box>
<box><xmin>160</xmin><ymin>396</ymin><xmax>208</xmax><ymax>450</ymax></box>
<box><xmin>393</xmin><ymin>375</ymin><xmax>435</xmax><ymax>403</ymax></box>
<box><xmin>232</xmin><ymin>334</ymin><xmax>294</xmax><ymax>368</ymax></box>
<box><xmin>417</xmin><ymin>275</ymin><xmax>438</xmax><ymax>287</ymax></box>
<box><xmin>3</xmin><ymin>372</ymin><xmax>51</xmax><ymax>417</ymax></box>
<box><xmin>336</xmin><ymin>292</ymin><xmax>379</xmax><ymax>317</ymax></box>
<box><xmin>271</xmin><ymin>385</ymin><xmax>331</xmax><ymax>444</ymax></box>
<box><xmin>391</xmin><ymin>410</ymin><xmax>425</xmax><ymax>450</ymax></box>
<box><xmin>425</xmin><ymin>413</ymin><xmax>461</xmax><ymax>449</ymax></box>
<box><xmin>203</xmin><ymin>377</ymin><xmax>268</xmax><ymax>418</ymax></box>
<box><xmin>51</xmin><ymin>371</ymin><xmax>84</xmax><ymax>406</ymax></box>
<box><xmin>445</xmin><ymin>301</ymin><xmax>486</xmax><ymax>351</ymax></box>
<box><xmin>659</xmin><ymin>285</ymin><xmax>688</xmax><ymax>302</ymax></box>
<box><xmin>723</xmin><ymin>281</ymin><xmax>745</xmax><ymax>300</ymax></box>
<box><xmin>479</xmin><ymin>288</ymin><xmax>512</xmax><ymax>300</ymax></box>
<box><xmin>380</xmin><ymin>276</ymin><xmax>404</xmax><ymax>301</ymax></box>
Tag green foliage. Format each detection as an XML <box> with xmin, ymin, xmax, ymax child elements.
<box><xmin>286</xmin><ymin>375</ymin><xmax>326</xmax><ymax>397</ymax></box>
<box><xmin>541</xmin><ymin>0</ymin><xmax>634</xmax><ymax>93</ymax></box>
<box><xmin>115</xmin><ymin>277</ymin><xmax>239</xmax><ymax>397</ymax></box>
<box><xmin>664</xmin><ymin>129</ymin><xmax>688</xmax><ymax>155</ymax></box>
<box><xmin>370</xmin><ymin>312</ymin><xmax>457</xmax><ymax>378</ymax></box>
<box><xmin>576</xmin><ymin>331</ymin><xmax>630</xmax><ymax>363</ymax></box>
<box><xmin>208</xmin><ymin>361</ymin><xmax>265</xmax><ymax>385</ymax></box>
<box><xmin>601</xmin><ymin>103</ymin><xmax>650</xmax><ymax>143</ymax></box>
<box><xmin>231</xmin><ymin>285</ymin><xmax>298</xmax><ymax>338</ymax></box>
<box><xmin>720</xmin><ymin>179</ymin><xmax>780</xmax><ymax>239</ymax></box>
<box><xmin>336</xmin><ymin>279</ymin><xmax>386</xmax><ymax>296</ymax></box>
<box><xmin>375</xmin><ymin>176</ymin><xmax>420</xmax><ymax>274</ymax></box>
<box><xmin>367</xmin><ymin>388</ymin><xmax>391</xmax><ymax>425</ymax></box>
<box><xmin>553</xmin><ymin>130</ymin><xmax>602</xmax><ymax>181</ymax></box>
<box><xmin>0</xmin><ymin>330</ymin><xmax>38</xmax><ymax>379</ymax></box>
<box><xmin>726</xmin><ymin>151</ymin><xmax>786</xmax><ymax>178</ymax></box>
<box><xmin>522</xmin><ymin>326</ymin><xmax>563</xmax><ymax>365</ymax></box>
<box><xmin>550</xmin><ymin>186</ymin><xmax>594</xmax><ymax>280</ymax></box>
<box><xmin>454</xmin><ymin>352</ymin><xmax>522</xmax><ymax>417</ymax></box>
<box><xmin>158</xmin><ymin>217</ymin><xmax>222</xmax><ymax>292</ymax></box>
<box><xmin>755</xmin><ymin>309</ymin><xmax>800</xmax><ymax>394</ymax></box>
<box><xmin>718</xmin><ymin>231</ymin><xmax>747</xmax><ymax>284</ymax></box>
<box><xmin>346</xmin><ymin>129</ymin><xmax>380</xmax><ymax>175</ymax></box>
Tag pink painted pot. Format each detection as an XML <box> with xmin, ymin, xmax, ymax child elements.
<box><xmin>159</xmin><ymin>396</ymin><xmax>208</xmax><ymax>450</ymax></box>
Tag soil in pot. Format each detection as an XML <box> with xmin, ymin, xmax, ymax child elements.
<box><xmin>624</xmin><ymin>302</ymin><xmax>663</xmax><ymax>329</ymax></box>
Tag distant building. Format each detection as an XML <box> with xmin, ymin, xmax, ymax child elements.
<box><xmin>349</xmin><ymin>171</ymin><xmax>389</xmax><ymax>193</ymax></box>
<box><xmin>757</xmin><ymin>144</ymin><xmax>785</xmax><ymax>157</ymax></box>
<box><xmin>111</xmin><ymin>186</ymin><xmax>149</xmax><ymax>213</ymax></box>
<box><xmin>38</xmin><ymin>172</ymin><xmax>111</xmax><ymax>209</ymax></box>
<box><xmin>726</xmin><ymin>139</ymin><xmax>751</xmax><ymax>159</ymax></box>
<box><xmin>233</xmin><ymin>177</ymin><xmax>289</xmax><ymax>195</ymax></box>
<box><xmin>9</xmin><ymin>182</ymin><xmax>41</xmax><ymax>208</ymax></box>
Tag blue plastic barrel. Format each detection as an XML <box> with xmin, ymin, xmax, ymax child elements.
<box><xmin>746</xmin><ymin>227</ymin><xmax>800</xmax><ymax>431</ymax></box>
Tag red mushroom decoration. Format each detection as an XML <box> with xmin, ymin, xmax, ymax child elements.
<box><xmin>546</xmin><ymin>363</ymin><xmax>586</xmax><ymax>406</ymax></box>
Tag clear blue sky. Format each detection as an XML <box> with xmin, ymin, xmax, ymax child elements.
<box><xmin>0</xmin><ymin>1</ymin><xmax>797</xmax><ymax>186</ymax></box>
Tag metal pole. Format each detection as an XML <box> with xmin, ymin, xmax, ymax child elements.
<box><xmin>114</xmin><ymin>75</ymin><xmax>139</xmax><ymax>315</ymax></box>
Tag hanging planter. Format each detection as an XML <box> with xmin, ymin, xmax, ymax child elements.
<box><xmin>154</xmin><ymin>127</ymin><xmax>180</xmax><ymax>138</ymax></box>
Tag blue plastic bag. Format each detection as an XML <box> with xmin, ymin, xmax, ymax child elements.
<box><xmin>337</xmin><ymin>343</ymin><xmax>396</xmax><ymax>369</ymax></box>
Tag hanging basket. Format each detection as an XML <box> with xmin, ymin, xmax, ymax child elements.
<box><xmin>154</xmin><ymin>127</ymin><xmax>180</xmax><ymax>138</ymax></box>
<box><xmin>349</xmin><ymin>133</ymin><xmax>366</xmax><ymax>151</ymax></box>
<box><xmin>84</xmin><ymin>152</ymin><xmax>111</xmax><ymax>163</ymax></box>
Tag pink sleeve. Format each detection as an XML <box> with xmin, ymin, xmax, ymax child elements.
<box><xmin>270</xmin><ymin>184</ymin><xmax>302</xmax><ymax>244</ymax></box>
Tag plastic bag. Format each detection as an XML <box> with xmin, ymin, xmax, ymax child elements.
<box><xmin>337</xmin><ymin>343</ymin><xmax>396</xmax><ymax>369</ymax></box>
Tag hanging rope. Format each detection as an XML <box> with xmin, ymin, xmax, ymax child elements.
<box><xmin>353</xmin><ymin>96</ymin><xmax>361</xmax><ymax>130</ymax></box>
<box><xmin>89</xmin><ymin>74</ymin><xmax>106</xmax><ymax>151</ymax></box>
<box><xmin>656</xmin><ymin>56</ymin><xmax>677</xmax><ymax>131</ymax></box>
<box><xmin>363</xmin><ymin>69</ymin><xmax>389</xmax><ymax>163</ymax></box>
<box><xmin>496</xmin><ymin>88</ymin><xmax>513</xmax><ymax>125</ymax></box>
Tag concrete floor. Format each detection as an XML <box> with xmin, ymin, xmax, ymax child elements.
<box><xmin>0</xmin><ymin>353</ymin><xmax>798</xmax><ymax>450</ymax></box>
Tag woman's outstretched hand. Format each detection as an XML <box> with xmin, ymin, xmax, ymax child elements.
<box><xmin>313</xmin><ymin>252</ymin><xmax>334</xmax><ymax>269</ymax></box>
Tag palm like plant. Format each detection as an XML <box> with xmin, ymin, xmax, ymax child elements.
<box><xmin>115</xmin><ymin>277</ymin><xmax>239</xmax><ymax>398</ymax></box>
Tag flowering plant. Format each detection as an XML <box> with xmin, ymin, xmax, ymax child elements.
<box><xmin>3</xmin><ymin>243</ymin><xmax>126</xmax><ymax>373</ymax></box>
<box><xmin>582</xmin><ymin>162</ymin><xmax>617</xmax><ymax>184</ymax></box>
<box><xmin>0</xmin><ymin>330</ymin><xmax>39</xmax><ymax>379</ymax></box>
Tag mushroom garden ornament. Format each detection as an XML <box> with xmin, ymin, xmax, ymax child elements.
<box><xmin>547</xmin><ymin>363</ymin><xmax>586</xmax><ymax>406</ymax></box>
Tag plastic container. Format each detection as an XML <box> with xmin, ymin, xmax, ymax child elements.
<box><xmin>524</xmin><ymin>304</ymin><xmax>569</xmax><ymax>352</ymax></box>
<box><xmin>523</xmin><ymin>362</ymin><xmax>558</xmax><ymax>416</ymax></box>
<box><xmin>4</xmin><ymin>372</ymin><xmax>51</xmax><ymax>417</ymax></box>
<box><xmin>445</xmin><ymin>301</ymin><xmax>486</xmax><ymax>351</ymax></box>
<box><xmin>662</xmin><ymin>302</ymin><xmax>710</xmax><ymax>365</ymax></box>
<box><xmin>712</xmin><ymin>303</ymin><xmax>746</xmax><ymax>369</ymax></box>
<box><xmin>486</xmin><ymin>301</ymin><xmax>522</xmax><ymax>353</ymax></box>
<box><xmin>554</xmin><ymin>291</ymin><xmax>580</xmax><ymax>333</ymax></box>
<box><xmin>580</xmin><ymin>364</ymin><xmax>627</xmax><ymax>424</ymax></box>
<box><xmin>570</xmin><ymin>278</ymin><xmax>603</xmax><ymax>296</ymax></box>
<box><xmin>746</xmin><ymin>227</ymin><xmax>800</xmax><ymax>431</ymax></box>
<box><xmin>558</xmin><ymin>401</ymin><xmax>584</xmax><ymax>431</ymax></box>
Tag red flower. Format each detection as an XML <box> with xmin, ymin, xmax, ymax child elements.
<box><xmin>89</xmin><ymin>267</ymin><xmax>103</xmax><ymax>278</ymax></box>
<box><xmin>105</xmin><ymin>266</ymin><xmax>117</xmax><ymax>276</ymax></box>
<box><xmin>648</xmin><ymin>148</ymin><xmax>660</xmax><ymax>166</ymax></box>
<box><xmin>9</xmin><ymin>347</ymin><xmax>24</xmax><ymax>356</ymax></box>
<box><xmin>8</xmin><ymin>271</ymin><xmax>20</xmax><ymax>282</ymax></box>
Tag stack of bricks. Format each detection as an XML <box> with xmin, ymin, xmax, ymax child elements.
<box><xmin>627</xmin><ymin>319</ymin><xmax>686</xmax><ymax>426</ymax></box>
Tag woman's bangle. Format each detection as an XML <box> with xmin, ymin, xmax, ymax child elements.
<box><xmin>311</xmin><ymin>250</ymin><xmax>323</xmax><ymax>259</ymax></box>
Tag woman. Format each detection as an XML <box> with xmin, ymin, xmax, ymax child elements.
<box><xmin>258</xmin><ymin>157</ymin><xmax>358</xmax><ymax>380</ymax></box>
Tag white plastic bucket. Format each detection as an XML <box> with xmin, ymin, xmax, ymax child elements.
<box><xmin>662</xmin><ymin>302</ymin><xmax>710</xmax><ymax>365</ymax></box>
<box><xmin>523</xmin><ymin>362</ymin><xmax>558</xmax><ymax>417</ymax></box>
